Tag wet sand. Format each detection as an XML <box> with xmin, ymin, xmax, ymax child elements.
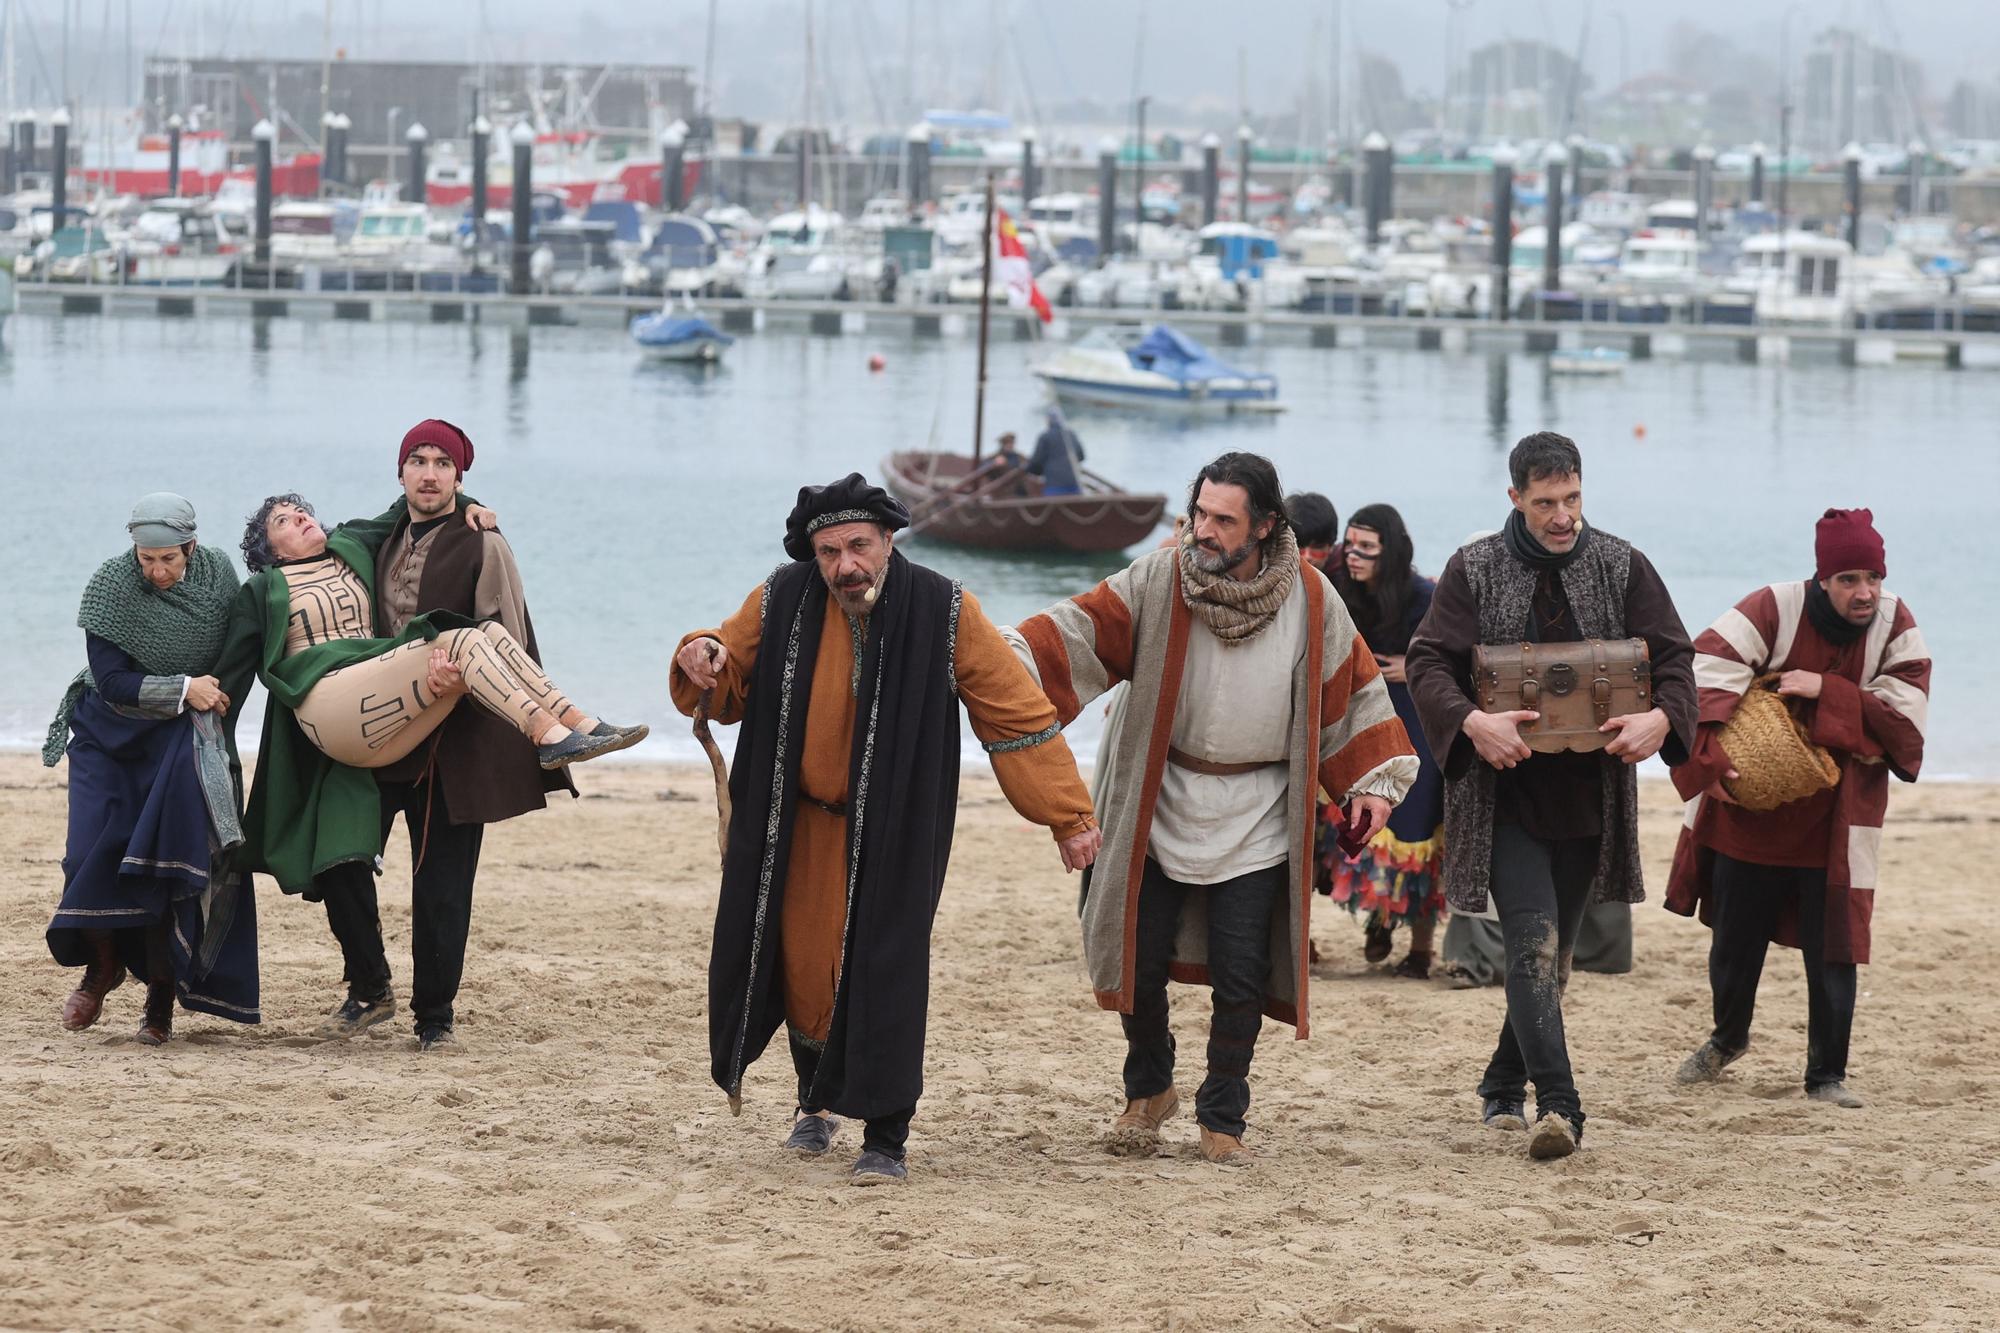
<box><xmin>1</xmin><ymin>752</ymin><xmax>1995</xmax><ymax>1331</ymax></box>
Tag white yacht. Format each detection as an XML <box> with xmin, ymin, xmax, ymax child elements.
<box><xmin>1724</xmin><ymin>232</ymin><xmax>1854</xmax><ymax>324</ymax></box>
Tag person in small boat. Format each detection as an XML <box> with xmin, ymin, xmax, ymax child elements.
<box><xmin>992</xmin><ymin>430</ymin><xmax>1032</xmax><ymax>497</ymax></box>
<box><xmin>212</xmin><ymin>492</ymin><xmax>644</xmax><ymax>902</ymax></box>
<box><xmin>44</xmin><ymin>493</ymin><xmax>260</xmax><ymax>1045</ymax></box>
<box><xmin>1028</xmin><ymin>410</ymin><xmax>1086</xmax><ymax>496</ymax></box>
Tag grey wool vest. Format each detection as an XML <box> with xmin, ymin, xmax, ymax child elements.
<box><xmin>1441</xmin><ymin>528</ymin><xmax>1646</xmax><ymax>913</ymax></box>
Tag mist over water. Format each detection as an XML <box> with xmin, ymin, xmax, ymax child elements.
<box><xmin>4</xmin><ymin>312</ymin><xmax>1991</xmax><ymax>774</ymax></box>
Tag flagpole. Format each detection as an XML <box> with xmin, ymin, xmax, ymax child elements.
<box><xmin>972</xmin><ymin>169</ymin><xmax>996</xmax><ymax>466</ymax></box>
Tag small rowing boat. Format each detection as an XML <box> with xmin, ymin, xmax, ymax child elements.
<box><xmin>881</xmin><ymin>449</ymin><xmax>1167</xmax><ymax>553</ymax></box>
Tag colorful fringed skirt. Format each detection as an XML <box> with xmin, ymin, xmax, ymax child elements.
<box><xmin>1313</xmin><ymin>679</ymin><xmax>1445</xmax><ymax>925</ymax></box>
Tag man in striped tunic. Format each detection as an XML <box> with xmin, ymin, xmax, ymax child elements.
<box><xmin>1008</xmin><ymin>452</ymin><xmax>1417</xmax><ymax>1167</ymax></box>
<box><xmin>1667</xmin><ymin>508</ymin><xmax>1930</xmax><ymax>1109</ymax></box>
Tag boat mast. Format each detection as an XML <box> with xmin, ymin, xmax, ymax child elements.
<box><xmin>971</xmin><ymin>170</ymin><xmax>995</xmax><ymax>465</ymax></box>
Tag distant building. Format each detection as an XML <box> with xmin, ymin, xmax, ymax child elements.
<box><xmin>1946</xmin><ymin>80</ymin><xmax>2000</xmax><ymax>142</ymax></box>
<box><xmin>1800</xmin><ymin>29</ymin><xmax>1924</xmax><ymax>152</ymax></box>
<box><xmin>140</xmin><ymin>56</ymin><xmax>697</xmax><ymax>151</ymax></box>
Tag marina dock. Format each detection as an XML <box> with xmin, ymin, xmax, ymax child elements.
<box><xmin>15</xmin><ymin>281</ymin><xmax>2000</xmax><ymax>370</ymax></box>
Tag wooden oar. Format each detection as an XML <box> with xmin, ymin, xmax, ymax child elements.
<box><xmin>904</xmin><ymin>461</ymin><xmax>1023</xmax><ymax>538</ymax></box>
<box><xmin>904</xmin><ymin>453</ymin><xmax>1009</xmax><ymax>520</ymax></box>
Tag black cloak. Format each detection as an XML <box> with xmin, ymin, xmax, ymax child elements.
<box><xmin>707</xmin><ymin>549</ymin><xmax>963</xmax><ymax>1119</ymax></box>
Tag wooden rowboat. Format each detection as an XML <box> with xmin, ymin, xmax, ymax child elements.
<box><xmin>882</xmin><ymin>449</ymin><xmax>1167</xmax><ymax>553</ymax></box>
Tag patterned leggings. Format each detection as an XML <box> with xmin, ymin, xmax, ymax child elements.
<box><xmin>293</xmin><ymin>622</ymin><xmax>580</xmax><ymax>768</ymax></box>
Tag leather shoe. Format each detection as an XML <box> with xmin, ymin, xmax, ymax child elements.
<box><xmin>1807</xmin><ymin>1082</ymin><xmax>1864</xmax><ymax>1109</ymax></box>
<box><xmin>320</xmin><ymin>990</ymin><xmax>396</xmax><ymax>1038</ymax></box>
<box><xmin>1107</xmin><ymin>1087</ymin><xmax>1180</xmax><ymax>1154</ymax></box>
<box><xmin>1529</xmin><ymin>1113</ymin><xmax>1580</xmax><ymax>1160</ymax></box>
<box><xmin>134</xmin><ymin>980</ymin><xmax>175</xmax><ymax>1046</ymax></box>
<box><xmin>850</xmin><ymin>1149</ymin><xmax>908</xmax><ymax>1184</ymax></box>
<box><xmin>784</xmin><ymin>1112</ymin><xmax>841</xmax><ymax>1155</ymax></box>
<box><xmin>1198</xmin><ymin>1126</ymin><xmax>1253</xmax><ymax>1168</ymax></box>
<box><xmin>1481</xmin><ymin>1097</ymin><xmax>1528</xmax><ymax>1131</ymax></box>
<box><xmin>1675</xmin><ymin>1038</ymin><xmax>1740</xmax><ymax>1085</ymax></box>
<box><xmin>59</xmin><ymin>934</ymin><xmax>126</xmax><ymax>1031</ymax></box>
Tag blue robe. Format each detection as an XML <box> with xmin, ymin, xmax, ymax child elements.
<box><xmin>46</xmin><ymin>635</ymin><xmax>260</xmax><ymax>1023</ymax></box>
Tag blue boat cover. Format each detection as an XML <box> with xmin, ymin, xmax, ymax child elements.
<box><xmin>1127</xmin><ymin>325</ymin><xmax>1264</xmax><ymax>385</ymax></box>
<box><xmin>631</xmin><ymin>314</ymin><xmax>735</xmax><ymax>347</ymax></box>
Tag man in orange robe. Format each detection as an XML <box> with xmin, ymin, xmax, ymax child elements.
<box><xmin>671</xmin><ymin>474</ymin><xmax>1099</xmax><ymax>1184</ymax></box>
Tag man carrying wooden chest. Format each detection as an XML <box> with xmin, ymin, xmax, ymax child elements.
<box><xmin>1406</xmin><ymin>432</ymin><xmax>1697</xmax><ymax>1159</ymax></box>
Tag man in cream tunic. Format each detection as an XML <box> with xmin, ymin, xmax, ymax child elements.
<box><xmin>1011</xmin><ymin>453</ymin><xmax>1417</xmax><ymax>1167</ymax></box>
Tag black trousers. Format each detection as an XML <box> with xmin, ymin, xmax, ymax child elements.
<box><xmin>380</xmin><ymin>778</ymin><xmax>484</xmax><ymax>1033</ymax></box>
<box><xmin>1477</xmin><ymin>824</ymin><xmax>1600</xmax><ymax>1130</ymax></box>
<box><xmin>318</xmin><ymin>859</ymin><xmax>391</xmax><ymax>1002</ymax></box>
<box><xmin>318</xmin><ymin>780</ymin><xmax>485</xmax><ymax>1032</ymax></box>
<box><xmin>1121</xmin><ymin>856</ymin><xmax>1286</xmax><ymax>1139</ymax></box>
<box><xmin>1707</xmin><ymin>852</ymin><xmax>1857</xmax><ymax>1090</ymax></box>
<box><xmin>789</xmin><ymin>1032</ymin><xmax>914</xmax><ymax>1160</ymax></box>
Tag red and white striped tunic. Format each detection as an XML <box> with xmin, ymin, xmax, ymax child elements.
<box><xmin>1665</xmin><ymin>581</ymin><xmax>1930</xmax><ymax>963</ymax></box>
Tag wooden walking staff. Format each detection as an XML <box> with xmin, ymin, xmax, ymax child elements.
<box><xmin>690</xmin><ymin>642</ymin><xmax>732</xmax><ymax>868</ymax></box>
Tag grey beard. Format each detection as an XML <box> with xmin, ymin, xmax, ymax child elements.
<box><xmin>1191</xmin><ymin>536</ymin><xmax>1258</xmax><ymax>576</ymax></box>
<box><xmin>827</xmin><ymin>566</ymin><xmax>886</xmax><ymax>616</ymax></box>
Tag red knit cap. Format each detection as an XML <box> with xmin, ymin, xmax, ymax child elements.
<box><xmin>1814</xmin><ymin>507</ymin><xmax>1885</xmax><ymax>580</ymax></box>
<box><xmin>398</xmin><ymin>418</ymin><xmax>474</xmax><ymax>475</ymax></box>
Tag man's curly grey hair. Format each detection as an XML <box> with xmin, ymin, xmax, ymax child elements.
<box><xmin>241</xmin><ymin>493</ymin><xmax>316</xmax><ymax>572</ymax></box>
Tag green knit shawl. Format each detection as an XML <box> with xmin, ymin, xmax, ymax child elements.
<box><xmin>43</xmin><ymin>544</ymin><xmax>241</xmax><ymax>765</ymax></box>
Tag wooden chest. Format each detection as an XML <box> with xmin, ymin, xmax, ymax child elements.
<box><xmin>1472</xmin><ymin>638</ymin><xmax>1654</xmax><ymax>754</ymax></box>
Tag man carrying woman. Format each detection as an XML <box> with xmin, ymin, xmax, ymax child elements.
<box><xmin>210</xmin><ymin>489</ymin><xmax>643</xmax><ymax>1010</ymax></box>
<box><xmin>44</xmin><ymin>494</ymin><xmax>260</xmax><ymax>1044</ymax></box>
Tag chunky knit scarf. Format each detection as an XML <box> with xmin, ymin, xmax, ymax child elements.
<box><xmin>42</xmin><ymin>544</ymin><xmax>240</xmax><ymax>765</ymax></box>
<box><xmin>1177</xmin><ymin>523</ymin><xmax>1299</xmax><ymax>644</ymax></box>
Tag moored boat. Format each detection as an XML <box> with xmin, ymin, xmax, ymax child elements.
<box><xmin>881</xmin><ymin>450</ymin><xmax>1166</xmax><ymax>553</ymax></box>
<box><xmin>1033</xmin><ymin>324</ymin><xmax>1282</xmax><ymax>413</ymax></box>
<box><xmin>630</xmin><ymin>310</ymin><xmax>734</xmax><ymax>361</ymax></box>
<box><xmin>1549</xmin><ymin>345</ymin><xmax>1630</xmax><ymax>375</ymax></box>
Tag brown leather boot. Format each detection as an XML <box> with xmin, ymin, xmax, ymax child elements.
<box><xmin>59</xmin><ymin>932</ymin><xmax>125</xmax><ymax>1031</ymax></box>
<box><xmin>1198</xmin><ymin>1126</ymin><xmax>1254</xmax><ymax>1168</ymax></box>
<box><xmin>134</xmin><ymin>981</ymin><xmax>175</xmax><ymax>1046</ymax></box>
<box><xmin>1107</xmin><ymin>1087</ymin><xmax>1181</xmax><ymax>1154</ymax></box>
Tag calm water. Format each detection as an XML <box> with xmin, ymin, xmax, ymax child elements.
<box><xmin>2</xmin><ymin>312</ymin><xmax>1992</xmax><ymax>774</ymax></box>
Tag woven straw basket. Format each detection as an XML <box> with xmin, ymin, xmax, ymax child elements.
<box><xmin>1718</xmin><ymin>676</ymin><xmax>1842</xmax><ymax>811</ymax></box>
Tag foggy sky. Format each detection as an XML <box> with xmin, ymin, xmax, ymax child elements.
<box><xmin>6</xmin><ymin>0</ymin><xmax>1997</xmax><ymax>124</ymax></box>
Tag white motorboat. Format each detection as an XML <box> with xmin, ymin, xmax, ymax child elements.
<box><xmin>1033</xmin><ymin>325</ymin><xmax>1282</xmax><ymax>414</ymax></box>
<box><xmin>1725</xmin><ymin>231</ymin><xmax>1855</xmax><ymax>325</ymax></box>
<box><xmin>743</xmin><ymin>205</ymin><xmax>853</xmax><ymax>300</ymax></box>
<box><xmin>1549</xmin><ymin>346</ymin><xmax>1630</xmax><ymax>376</ymax></box>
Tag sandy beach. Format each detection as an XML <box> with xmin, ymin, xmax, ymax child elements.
<box><xmin>1</xmin><ymin>750</ymin><xmax>1995</xmax><ymax>1331</ymax></box>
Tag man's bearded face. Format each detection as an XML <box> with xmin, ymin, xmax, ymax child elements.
<box><xmin>814</xmin><ymin>522</ymin><xmax>892</xmax><ymax>616</ymax></box>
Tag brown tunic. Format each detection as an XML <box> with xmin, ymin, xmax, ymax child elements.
<box><xmin>671</xmin><ymin>582</ymin><xmax>1093</xmax><ymax>1041</ymax></box>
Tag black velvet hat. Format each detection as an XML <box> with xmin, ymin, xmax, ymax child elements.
<box><xmin>783</xmin><ymin>473</ymin><xmax>911</xmax><ymax>561</ymax></box>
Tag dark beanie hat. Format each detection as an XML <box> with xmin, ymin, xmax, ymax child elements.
<box><xmin>399</xmin><ymin>418</ymin><xmax>474</xmax><ymax>474</ymax></box>
<box><xmin>783</xmin><ymin>473</ymin><xmax>910</xmax><ymax>561</ymax></box>
<box><xmin>1814</xmin><ymin>507</ymin><xmax>1885</xmax><ymax>581</ymax></box>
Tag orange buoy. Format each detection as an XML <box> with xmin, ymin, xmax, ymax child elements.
<box><xmin>868</xmin><ymin>353</ymin><xmax>887</xmax><ymax>372</ymax></box>
<box><xmin>1633</xmin><ymin>423</ymin><xmax>1647</xmax><ymax>439</ymax></box>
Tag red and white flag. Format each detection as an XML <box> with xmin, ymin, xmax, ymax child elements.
<box><xmin>995</xmin><ymin>208</ymin><xmax>1053</xmax><ymax>323</ymax></box>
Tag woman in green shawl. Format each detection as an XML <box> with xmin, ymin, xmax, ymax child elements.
<box><xmin>214</xmin><ymin>493</ymin><xmax>644</xmax><ymax>895</ymax></box>
<box><xmin>46</xmin><ymin>493</ymin><xmax>260</xmax><ymax>1044</ymax></box>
